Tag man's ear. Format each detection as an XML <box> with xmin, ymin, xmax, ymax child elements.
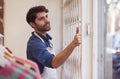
<box><xmin>29</xmin><ymin>22</ymin><xmax>36</xmax><ymax>28</ymax></box>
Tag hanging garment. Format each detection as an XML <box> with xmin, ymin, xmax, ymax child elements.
<box><xmin>0</xmin><ymin>45</ymin><xmax>10</xmax><ymax>67</ymax></box>
<box><xmin>0</xmin><ymin>45</ymin><xmax>40</xmax><ymax>79</ymax></box>
<box><xmin>5</xmin><ymin>47</ymin><xmax>41</xmax><ymax>79</ymax></box>
<box><xmin>34</xmin><ymin>32</ymin><xmax>58</xmax><ymax>79</ymax></box>
<box><xmin>14</xmin><ymin>56</ymin><xmax>41</xmax><ymax>79</ymax></box>
<box><xmin>0</xmin><ymin>61</ymin><xmax>36</xmax><ymax>79</ymax></box>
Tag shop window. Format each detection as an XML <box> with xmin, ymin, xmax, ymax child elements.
<box><xmin>105</xmin><ymin>0</ymin><xmax>120</xmax><ymax>79</ymax></box>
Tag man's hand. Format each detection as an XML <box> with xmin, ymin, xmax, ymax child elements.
<box><xmin>73</xmin><ymin>26</ymin><xmax>82</xmax><ymax>46</ymax></box>
<box><xmin>52</xmin><ymin>27</ymin><xmax>82</xmax><ymax>68</ymax></box>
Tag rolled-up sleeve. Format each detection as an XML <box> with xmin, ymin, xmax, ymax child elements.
<box><xmin>29</xmin><ymin>40</ymin><xmax>55</xmax><ymax>68</ymax></box>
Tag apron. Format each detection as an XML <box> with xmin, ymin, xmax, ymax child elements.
<box><xmin>34</xmin><ymin>32</ymin><xmax>58</xmax><ymax>79</ymax></box>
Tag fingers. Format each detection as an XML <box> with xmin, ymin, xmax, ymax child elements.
<box><xmin>74</xmin><ymin>33</ymin><xmax>82</xmax><ymax>46</ymax></box>
<box><xmin>76</xmin><ymin>26</ymin><xmax>79</xmax><ymax>34</ymax></box>
<box><xmin>76</xmin><ymin>26</ymin><xmax>81</xmax><ymax>44</ymax></box>
<box><xmin>73</xmin><ymin>26</ymin><xmax>82</xmax><ymax>46</ymax></box>
<box><xmin>77</xmin><ymin>34</ymin><xmax>82</xmax><ymax>44</ymax></box>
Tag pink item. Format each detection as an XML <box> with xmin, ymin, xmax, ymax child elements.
<box><xmin>13</xmin><ymin>56</ymin><xmax>41</xmax><ymax>79</ymax></box>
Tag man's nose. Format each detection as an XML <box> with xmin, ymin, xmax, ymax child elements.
<box><xmin>45</xmin><ymin>17</ymin><xmax>49</xmax><ymax>22</ymax></box>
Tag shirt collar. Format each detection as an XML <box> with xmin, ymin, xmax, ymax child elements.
<box><xmin>32</xmin><ymin>32</ymin><xmax>52</xmax><ymax>41</ymax></box>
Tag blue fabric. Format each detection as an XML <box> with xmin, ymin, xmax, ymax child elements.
<box><xmin>27</xmin><ymin>32</ymin><xmax>55</xmax><ymax>74</ymax></box>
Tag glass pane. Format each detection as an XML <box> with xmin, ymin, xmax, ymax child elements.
<box><xmin>105</xmin><ymin>0</ymin><xmax>120</xmax><ymax>79</ymax></box>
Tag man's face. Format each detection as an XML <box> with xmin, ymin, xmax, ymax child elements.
<box><xmin>33</xmin><ymin>12</ymin><xmax>51</xmax><ymax>32</ymax></box>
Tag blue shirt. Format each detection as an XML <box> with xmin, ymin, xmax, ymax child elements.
<box><xmin>27</xmin><ymin>32</ymin><xmax>55</xmax><ymax>74</ymax></box>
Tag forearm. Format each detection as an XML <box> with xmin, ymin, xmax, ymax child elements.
<box><xmin>52</xmin><ymin>41</ymin><xmax>77</xmax><ymax>68</ymax></box>
<box><xmin>52</xmin><ymin>31</ymin><xmax>81</xmax><ymax>68</ymax></box>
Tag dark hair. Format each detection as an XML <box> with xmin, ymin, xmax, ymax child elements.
<box><xmin>26</xmin><ymin>5</ymin><xmax>48</xmax><ymax>24</ymax></box>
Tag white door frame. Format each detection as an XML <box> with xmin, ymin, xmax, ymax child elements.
<box><xmin>92</xmin><ymin>0</ymin><xmax>105</xmax><ymax>79</ymax></box>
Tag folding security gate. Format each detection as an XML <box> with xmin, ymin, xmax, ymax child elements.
<box><xmin>61</xmin><ymin>0</ymin><xmax>95</xmax><ymax>79</ymax></box>
<box><xmin>60</xmin><ymin>0</ymin><xmax>105</xmax><ymax>79</ymax></box>
<box><xmin>61</xmin><ymin>0</ymin><xmax>82</xmax><ymax>79</ymax></box>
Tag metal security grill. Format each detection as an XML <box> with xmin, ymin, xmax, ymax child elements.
<box><xmin>61</xmin><ymin>0</ymin><xmax>82</xmax><ymax>79</ymax></box>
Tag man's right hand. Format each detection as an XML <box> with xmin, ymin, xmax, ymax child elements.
<box><xmin>72</xmin><ymin>26</ymin><xmax>82</xmax><ymax>46</ymax></box>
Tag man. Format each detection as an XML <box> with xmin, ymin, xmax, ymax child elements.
<box><xmin>26</xmin><ymin>5</ymin><xmax>81</xmax><ymax>79</ymax></box>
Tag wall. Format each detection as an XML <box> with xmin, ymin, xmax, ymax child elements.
<box><xmin>4</xmin><ymin>0</ymin><xmax>62</xmax><ymax>59</ymax></box>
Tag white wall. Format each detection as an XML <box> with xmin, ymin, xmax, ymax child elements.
<box><xmin>4</xmin><ymin>0</ymin><xmax>62</xmax><ymax>59</ymax></box>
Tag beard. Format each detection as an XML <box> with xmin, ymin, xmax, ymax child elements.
<box><xmin>36</xmin><ymin>22</ymin><xmax>51</xmax><ymax>32</ymax></box>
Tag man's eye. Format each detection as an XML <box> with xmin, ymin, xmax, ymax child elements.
<box><xmin>39</xmin><ymin>17</ymin><xmax>44</xmax><ymax>20</ymax></box>
<box><xmin>46</xmin><ymin>15</ymin><xmax>48</xmax><ymax>18</ymax></box>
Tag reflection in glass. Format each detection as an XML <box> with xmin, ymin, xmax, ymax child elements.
<box><xmin>105</xmin><ymin>0</ymin><xmax>120</xmax><ymax>79</ymax></box>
